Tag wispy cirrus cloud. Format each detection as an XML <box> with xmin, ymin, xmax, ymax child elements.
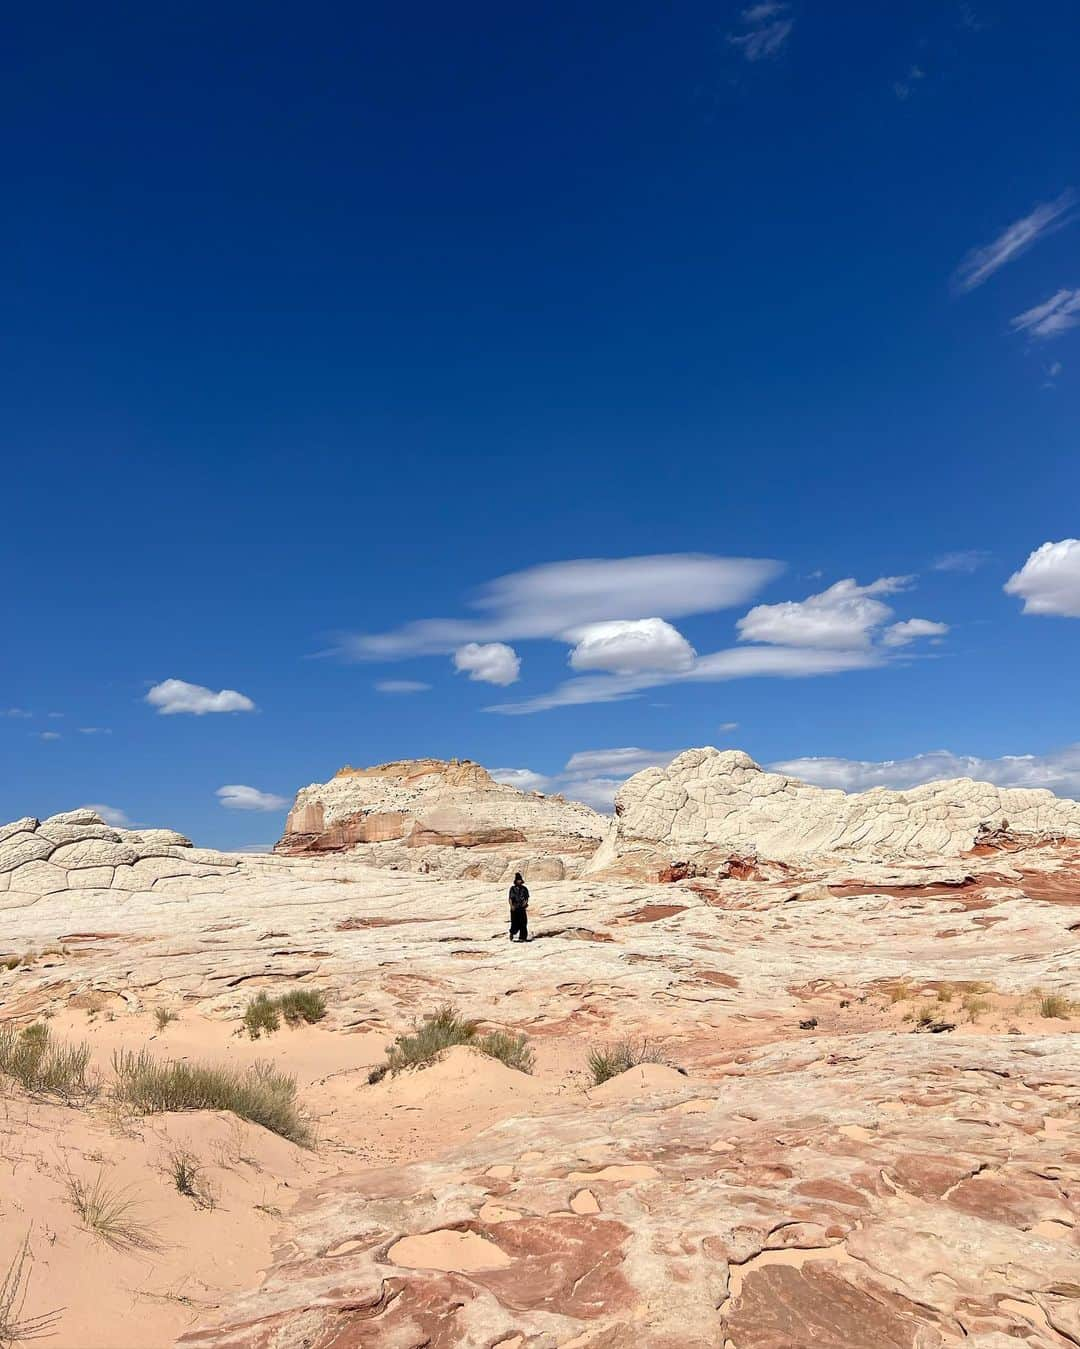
<box><xmin>1010</xmin><ymin>288</ymin><xmax>1080</xmax><ymax>340</ymax></box>
<box><xmin>487</xmin><ymin>576</ymin><xmax>946</xmax><ymax>715</ymax></box>
<box><xmin>216</xmin><ymin>784</ymin><xmax>289</xmax><ymax>811</ymax></box>
<box><xmin>952</xmin><ymin>192</ymin><xmax>1074</xmax><ymax>293</ymax></box>
<box><xmin>933</xmin><ymin>549</ymin><xmax>990</xmax><ymax>573</ymax></box>
<box><xmin>770</xmin><ymin>745</ymin><xmax>1080</xmax><ymax>798</ymax></box>
<box><xmin>493</xmin><ymin>746</ymin><xmax>683</xmax><ymax>811</ymax></box>
<box><xmin>727</xmin><ymin>3</ymin><xmax>794</xmax><ymax>62</ymax></box>
<box><xmin>374</xmin><ymin>680</ymin><xmax>431</xmax><ymax>694</ymax></box>
<box><xmin>327</xmin><ymin>554</ymin><xmax>783</xmax><ymax>661</ymax></box>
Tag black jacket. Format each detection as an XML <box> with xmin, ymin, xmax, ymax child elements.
<box><xmin>508</xmin><ymin>881</ymin><xmax>529</xmax><ymax>909</ymax></box>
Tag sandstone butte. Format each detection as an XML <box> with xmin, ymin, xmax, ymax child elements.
<box><xmin>1</xmin><ymin>749</ymin><xmax>1078</xmax><ymax>1349</ymax></box>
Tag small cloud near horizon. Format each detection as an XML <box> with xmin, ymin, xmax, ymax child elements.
<box><xmin>146</xmin><ymin>679</ymin><xmax>257</xmax><ymax>716</ymax></box>
<box><xmin>216</xmin><ymin>784</ymin><xmax>290</xmax><ymax>812</ymax></box>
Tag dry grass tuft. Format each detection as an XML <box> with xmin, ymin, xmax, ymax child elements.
<box><xmin>242</xmin><ymin>994</ymin><xmax>280</xmax><ymax>1040</ymax></box>
<box><xmin>0</xmin><ymin>1024</ymin><xmax>96</xmax><ymax>1101</ymax></box>
<box><xmin>1039</xmin><ymin>993</ymin><xmax>1073</xmax><ymax>1020</ymax></box>
<box><xmin>164</xmin><ymin>1149</ymin><xmax>213</xmax><ymax>1209</ymax></box>
<box><xmin>113</xmin><ymin>1049</ymin><xmax>310</xmax><ymax>1146</ymax></box>
<box><xmin>153</xmin><ymin>1009</ymin><xmax>178</xmax><ymax>1032</ymax></box>
<box><xmin>369</xmin><ymin>1006</ymin><xmax>534</xmax><ymax>1082</ymax></box>
<box><xmin>66</xmin><ymin>1172</ymin><xmax>161</xmax><ymax>1252</ymax></box>
<box><xmin>586</xmin><ymin>1039</ymin><xmax>671</xmax><ymax>1086</ymax></box>
<box><xmin>0</xmin><ymin>1233</ymin><xmax>62</xmax><ymax>1346</ymax></box>
<box><xmin>962</xmin><ymin>994</ymin><xmax>992</xmax><ymax>1022</ymax></box>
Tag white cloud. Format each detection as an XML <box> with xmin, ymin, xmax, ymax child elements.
<box><xmin>1010</xmin><ymin>288</ymin><xmax>1080</xmax><ymax>341</ymax></box>
<box><xmin>494</xmin><ymin>747</ymin><xmax>682</xmax><ymax>812</ymax></box>
<box><xmin>735</xmin><ymin>577</ymin><xmax>911</xmax><ymax>649</ymax></box>
<box><xmin>934</xmin><ymin>550</ymin><xmax>990</xmax><ymax>573</ymax></box>
<box><xmin>952</xmin><ymin>192</ymin><xmax>1074</xmax><ymax>293</ymax></box>
<box><xmin>4</xmin><ymin>708</ymin><xmax>33</xmax><ymax>719</ymax></box>
<box><xmin>567</xmin><ymin>618</ymin><xmax>696</xmax><ymax>674</ymax></box>
<box><xmin>331</xmin><ymin>554</ymin><xmax>783</xmax><ymax>660</ymax></box>
<box><xmin>83</xmin><ymin>803</ymin><xmax>131</xmax><ymax>826</ymax></box>
<box><xmin>893</xmin><ymin>65</ymin><xmax>925</xmax><ymax>100</ymax></box>
<box><xmin>728</xmin><ymin>3</ymin><xmax>793</xmax><ymax>61</ymax></box>
<box><xmin>47</xmin><ymin>712</ymin><xmax>64</xmax><ymax>719</ymax></box>
<box><xmin>453</xmin><ymin>642</ymin><xmax>521</xmax><ymax>686</ymax></box>
<box><xmin>1048</xmin><ymin>361</ymin><xmax>1063</xmax><ymax>377</ymax></box>
<box><xmin>374</xmin><ymin>680</ymin><xmax>432</xmax><ymax>694</ymax></box>
<box><xmin>39</xmin><ymin>731</ymin><xmax>61</xmax><ymax>741</ymax></box>
<box><xmin>770</xmin><ymin>745</ymin><xmax>1080</xmax><ymax>798</ymax></box>
<box><xmin>490</xmin><ymin>767</ymin><xmax>555</xmax><ymax>792</ymax></box>
<box><xmin>882</xmin><ymin>618</ymin><xmax>949</xmax><ymax>647</ymax></box>
<box><xmin>146</xmin><ymin>679</ymin><xmax>256</xmax><ymax>716</ymax></box>
<box><xmin>1004</xmin><ymin>539</ymin><xmax>1080</xmax><ymax>617</ymax></box>
<box><xmin>78</xmin><ymin>727</ymin><xmax>112</xmax><ymax>735</ymax></box>
<box><xmin>719</xmin><ymin>721</ymin><xmax>739</xmax><ymax>732</ymax></box>
<box><xmin>216</xmin><ymin>784</ymin><xmax>289</xmax><ymax>811</ymax></box>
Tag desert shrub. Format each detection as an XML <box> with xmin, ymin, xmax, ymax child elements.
<box><xmin>0</xmin><ymin>1233</ymin><xmax>62</xmax><ymax>1347</ymax></box>
<box><xmin>154</xmin><ymin>1009</ymin><xmax>178</xmax><ymax>1032</ymax></box>
<box><xmin>962</xmin><ymin>995</ymin><xmax>991</xmax><ymax>1022</ymax></box>
<box><xmin>243</xmin><ymin>994</ymin><xmax>280</xmax><ymax>1040</ymax></box>
<box><xmin>66</xmin><ymin>1172</ymin><xmax>160</xmax><ymax>1252</ymax></box>
<box><xmin>915</xmin><ymin>1006</ymin><xmax>936</xmax><ymax>1028</ymax></box>
<box><xmin>586</xmin><ymin>1039</ymin><xmax>668</xmax><ymax>1087</ymax></box>
<box><xmin>936</xmin><ymin>986</ymin><xmax>954</xmax><ymax>1003</ymax></box>
<box><xmin>112</xmin><ymin>1049</ymin><xmax>309</xmax><ymax>1145</ymax></box>
<box><xmin>276</xmin><ymin>988</ymin><xmax>327</xmax><ymax>1026</ymax></box>
<box><xmin>164</xmin><ymin>1149</ymin><xmax>212</xmax><ymax>1208</ymax></box>
<box><xmin>477</xmin><ymin>1030</ymin><xmax>534</xmax><ymax>1074</ymax></box>
<box><xmin>1039</xmin><ymin>993</ymin><xmax>1072</xmax><ymax>1020</ymax></box>
<box><xmin>0</xmin><ymin>1024</ymin><xmax>95</xmax><ymax>1101</ymax></box>
<box><xmin>888</xmin><ymin>980</ymin><xmax>912</xmax><ymax>1004</ymax></box>
<box><xmin>2</xmin><ymin>957</ymin><xmax>20</xmax><ymax>972</ymax></box>
<box><xmin>371</xmin><ymin>1006</ymin><xmax>533</xmax><ymax>1080</ymax></box>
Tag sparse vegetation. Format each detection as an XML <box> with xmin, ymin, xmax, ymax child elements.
<box><xmin>0</xmin><ymin>1233</ymin><xmax>62</xmax><ymax>1347</ymax></box>
<box><xmin>242</xmin><ymin>988</ymin><xmax>328</xmax><ymax>1038</ymax></box>
<box><xmin>165</xmin><ymin>1149</ymin><xmax>212</xmax><ymax>1208</ymax></box>
<box><xmin>0</xmin><ymin>1024</ymin><xmax>95</xmax><ymax>1101</ymax></box>
<box><xmin>242</xmin><ymin>994</ymin><xmax>280</xmax><ymax>1040</ymax></box>
<box><xmin>369</xmin><ymin>1005</ymin><xmax>535</xmax><ymax>1082</ymax></box>
<box><xmin>936</xmin><ymin>987</ymin><xmax>954</xmax><ymax>1003</ymax></box>
<box><xmin>888</xmin><ymin>980</ymin><xmax>912</xmax><ymax>1004</ymax></box>
<box><xmin>1039</xmin><ymin>993</ymin><xmax>1073</xmax><ymax>1020</ymax></box>
<box><xmin>66</xmin><ymin>1172</ymin><xmax>160</xmax><ymax>1252</ymax></box>
<box><xmin>154</xmin><ymin>1008</ymin><xmax>178</xmax><ymax>1032</ymax></box>
<box><xmin>2</xmin><ymin>957</ymin><xmax>20</xmax><ymax>972</ymax></box>
<box><xmin>915</xmin><ymin>1006</ymin><xmax>936</xmax><ymax>1028</ymax></box>
<box><xmin>586</xmin><ymin>1039</ymin><xmax>669</xmax><ymax>1087</ymax></box>
<box><xmin>962</xmin><ymin>995</ymin><xmax>991</xmax><ymax>1022</ymax></box>
<box><xmin>113</xmin><ymin>1049</ymin><xmax>310</xmax><ymax>1145</ymax></box>
<box><xmin>276</xmin><ymin>988</ymin><xmax>327</xmax><ymax>1026</ymax></box>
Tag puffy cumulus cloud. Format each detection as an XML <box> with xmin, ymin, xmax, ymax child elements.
<box><xmin>374</xmin><ymin>680</ymin><xmax>431</xmax><ymax>694</ymax></box>
<box><xmin>736</xmin><ymin>577</ymin><xmax>911</xmax><ymax>649</ymax></box>
<box><xmin>1011</xmin><ymin>288</ymin><xmax>1080</xmax><ymax>341</ymax></box>
<box><xmin>216</xmin><ymin>784</ymin><xmax>289</xmax><ymax>811</ymax></box>
<box><xmin>567</xmin><ymin>618</ymin><xmax>696</xmax><ymax>674</ymax></box>
<box><xmin>1005</xmin><ymin>539</ymin><xmax>1080</xmax><ymax>617</ymax></box>
<box><xmin>934</xmin><ymin>550</ymin><xmax>990</xmax><ymax>573</ymax></box>
<box><xmin>146</xmin><ymin>679</ymin><xmax>256</xmax><ymax>716</ymax></box>
<box><xmin>329</xmin><ymin>554</ymin><xmax>783</xmax><ymax>660</ymax></box>
<box><xmin>83</xmin><ymin>803</ymin><xmax>130</xmax><ymax>826</ymax></box>
<box><xmin>453</xmin><ymin>642</ymin><xmax>521</xmax><ymax>686</ymax></box>
<box><xmin>770</xmin><ymin>746</ymin><xmax>1080</xmax><ymax>798</ymax></box>
<box><xmin>882</xmin><ymin>618</ymin><xmax>949</xmax><ymax>647</ymax></box>
<box><xmin>952</xmin><ymin>192</ymin><xmax>1075</xmax><ymax>293</ymax></box>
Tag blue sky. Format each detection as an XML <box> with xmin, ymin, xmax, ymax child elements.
<box><xmin>3</xmin><ymin>1</ymin><xmax>1080</xmax><ymax>847</ymax></box>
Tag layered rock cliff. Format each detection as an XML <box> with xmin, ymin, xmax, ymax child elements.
<box><xmin>601</xmin><ymin>747</ymin><xmax>1080</xmax><ymax>865</ymax></box>
<box><xmin>275</xmin><ymin>757</ymin><xmax>605</xmax><ymax>880</ymax></box>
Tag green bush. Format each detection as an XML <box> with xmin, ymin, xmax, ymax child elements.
<box><xmin>277</xmin><ymin>988</ymin><xmax>327</xmax><ymax>1026</ymax></box>
<box><xmin>0</xmin><ymin>1023</ymin><xmax>95</xmax><ymax>1100</ymax></box>
<box><xmin>112</xmin><ymin>1049</ymin><xmax>310</xmax><ymax>1145</ymax></box>
<box><xmin>243</xmin><ymin>994</ymin><xmax>280</xmax><ymax>1040</ymax></box>
<box><xmin>477</xmin><ymin>1030</ymin><xmax>534</xmax><ymax>1074</ymax></box>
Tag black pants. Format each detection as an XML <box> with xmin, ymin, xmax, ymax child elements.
<box><xmin>509</xmin><ymin>906</ymin><xmax>528</xmax><ymax>940</ymax></box>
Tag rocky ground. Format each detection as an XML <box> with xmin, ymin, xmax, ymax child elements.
<box><xmin>1</xmin><ymin>807</ymin><xmax>1078</xmax><ymax>1348</ymax></box>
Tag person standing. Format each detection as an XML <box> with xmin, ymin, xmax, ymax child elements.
<box><xmin>508</xmin><ymin>872</ymin><xmax>529</xmax><ymax>941</ymax></box>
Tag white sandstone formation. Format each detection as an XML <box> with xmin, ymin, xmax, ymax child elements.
<box><xmin>275</xmin><ymin>758</ymin><xmax>604</xmax><ymax>879</ymax></box>
<box><xmin>607</xmin><ymin>747</ymin><xmax>1080</xmax><ymax>862</ymax></box>
<box><xmin>0</xmin><ymin>809</ymin><xmax>238</xmax><ymax>909</ymax></box>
